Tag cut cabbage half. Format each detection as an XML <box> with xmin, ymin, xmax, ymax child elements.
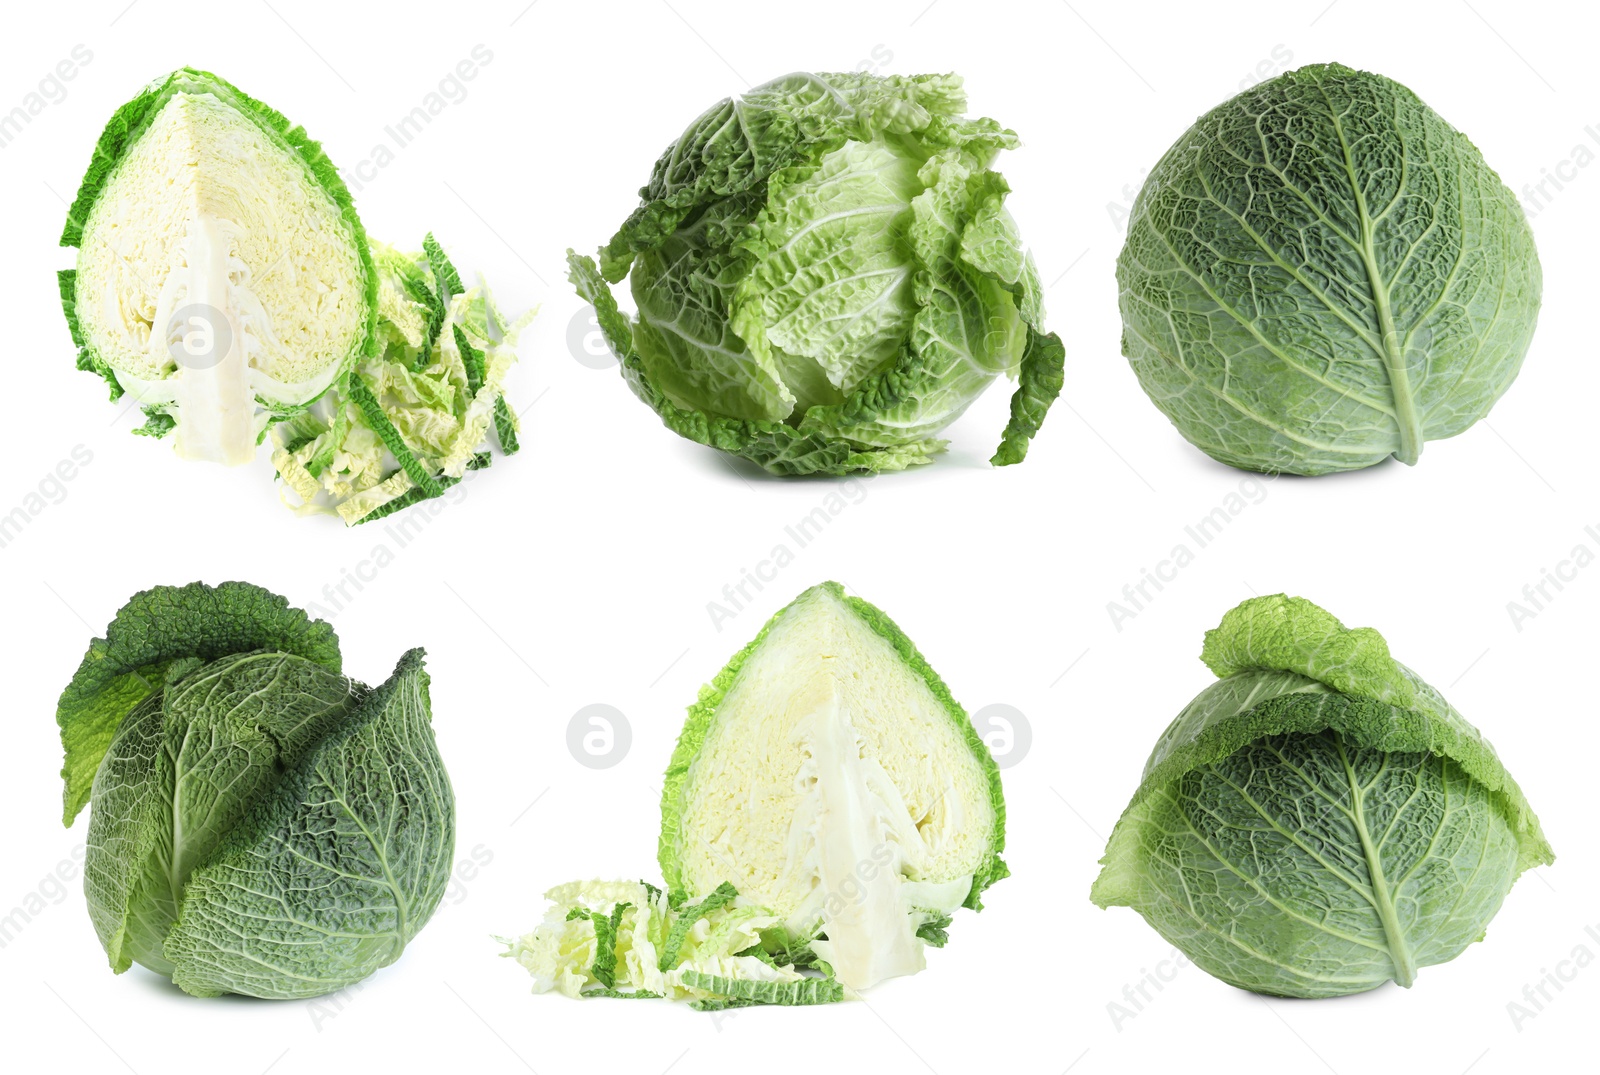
<box><xmin>59</xmin><ymin>67</ymin><xmax>375</xmax><ymax>464</ymax></box>
<box><xmin>659</xmin><ymin>582</ymin><xmax>1007</xmax><ymax>991</ymax></box>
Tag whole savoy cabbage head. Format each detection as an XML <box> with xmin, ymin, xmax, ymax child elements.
<box><xmin>1117</xmin><ymin>63</ymin><xmax>1541</xmax><ymax>475</ymax></box>
<box><xmin>57</xmin><ymin>582</ymin><xmax>454</xmax><ymax>999</ymax></box>
<box><xmin>570</xmin><ymin>71</ymin><xmax>1065</xmax><ymax>475</ymax></box>
<box><xmin>1092</xmin><ymin>595</ymin><xmax>1552</xmax><ymax>997</ymax></box>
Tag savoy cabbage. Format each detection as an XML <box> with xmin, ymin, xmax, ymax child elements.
<box><xmin>57</xmin><ymin>582</ymin><xmax>454</xmax><ymax>999</ymax></box>
<box><xmin>1091</xmin><ymin>595</ymin><xmax>1552</xmax><ymax>997</ymax></box>
<box><xmin>58</xmin><ymin>68</ymin><xmax>523</xmax><ymax>522</ymax></box>
<box><xmin>570</xmin><ymin>72</ymin><xmax>1064</xmax><ymax>475</ymax></box>
<box><xmin>507</xmin><ymin>583</ymin><xmax>1006</xmax><ymax>1005</ymax></box>
<box><xmin>1117</xmin><ymin>63</ymin><xmax>1541</xmax><ymax>474</ymax></box>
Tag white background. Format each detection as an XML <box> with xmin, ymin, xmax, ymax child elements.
<box><xmin>2</xmin><ymin>1</ymin><xmax>1596</xmax><ymax>1073</ymax></box>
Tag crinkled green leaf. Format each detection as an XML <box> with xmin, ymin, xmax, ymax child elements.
<box><xmin>571</xmin><ymin>251</ymin><xmax>934</xmax><ymax>475</ymax></box>
<box><xmin>658</xmin><ymin>882</ymin><xmax>738</xmax><ymax>971</ymax></box>
<box><xmin>1118</xmin><ymin>63</ymin><xmax>1540</xmax><ymax>475</ymax></box>
<box><xmin>164</xmin><ymin>649</ymin><xmax>453</xmax><ymax>998</ymax></box>
<box><xmin>58</xmin><ymin>269</ymin><xmax>123</xmax><ymax>401</ymax></box>
<box><xmin>1092</xmin><ymin>594</ymin><xmax>1553</xmax><ymax>997</ymax></box>
<box><xmin>680</xmin><ymin>971</ymin><xmax>845</xmax><ymax>1008</ymax></box>
<box><xmin>990</xmin><ymin>328</ymin><xmax>1065</xmax><ymax>465</ymax></box>
<box><xmin>589</xmin><ymin>902</ymin><xmax>629</xmax><ymax>989</ymax></box>
<box><xmin>86</xmin><ymin>652</ymin><xmax>360</xmax><ymax>976</ymax></box>
<box><xmin>732</xmin><ymin>140</ymin><xmax>923</xmax><ymax>394</ymax></box>
<box><xmin>132</xmin><ymin>408</ymin><xmax>177</xmax><ymax>439</ymax></box>
<box><xmin>57</xmin><ymin>581</ymin><xmax>341</xmax><ymax>826</ymax></box>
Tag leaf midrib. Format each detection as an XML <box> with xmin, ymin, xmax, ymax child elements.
<box><xmin>1315</xmin><ymin>78</ymin><xmax>1424</xmax><ymax>464</ymax></box>
<box><xmin>1336</xmin><ymin>738</ymin><xmax>1417</xmax><ymax>987</ymax></box>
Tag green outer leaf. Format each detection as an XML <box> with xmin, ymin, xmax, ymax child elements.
<box><xmin>687</xmin><ymin>996</ymin><xmax>764</xmax><ymax>1011</ymax></box>
<box><xmin>56</xmin><ymin>581</ymin><xmax>341</xmax><ymax>826</ymax></box>
<box><xmin>915</xmin><ymin>914</ymin><xmax>952</xmax><ymax>948</ymax></box>
<box><xmin>600</xmin><ymin>72</ymin><xmax>985</xmax><ymax>283</ymax></box>
<box><xmin>757</xmin><ymin>927</ymin><xmax>827</xmax><ymax>972</ymax></box>
<box><xmin>1094</xmin><ymin>687</ymin><xmax>1551</xmax><ymax>902</ymax></box>
<box><xmin>58</xmin><ymin>67</ymin><xmax>378</xmax><ymax>401</ymax></box>
<box><xmin>658</xmin><ymin>582</ymin><xmax>1007</xmax><ymax>915</ymax></box>
<box><xmin>679</xmin><ymin>971</ymin><xmax>845</xmax><ymax>1008</ymax></box>
<box><xmin>133</xmin><ymin>408</ymin><xmax>176</xmax><ymax>438</ymax></box>
<box><xmin>658</xmin><ymin>882</ymin><xmax>738</xmax><ymax>971</ymax></box>
<box><xmin>86</xmin><ymin>652</ymin><xmax>361</xmax><ymax>977</ymax></box>
<box><xmin>405</xmin><ymin>270</ymin><xmax>445</xmax><ymax>370</ymax></box>
<box><xmin>730</xmin><ymin>139</ymin><xmax>922</xmax><ymax>395</ymax></box>
<box><xmin>1188</xmin><ymin>594</ymin><xmax>1549</xmax><ymax>870</ymax></box>
<box><xmin>597</xmin><ymin>72</ymin><xmax>863</xmax><ymax>282</ymax></box>
<box><xmin>590</xmin><ymin>903</ymin><xmax>629</xmax><ymax>989</ymax></box>
<box><xmin>407</xmin><ymin>233</ymin><xmax>461</xmax><ymax>372</ymax></box>
<box><xmin>492</xmin><ymin>396</ymin><xmax>520</xmax><ymax>455</ymax></box>
<box><xmin>990</xmin><ymin>328</ymin><xmax>1064</xmax><ymax>465</ymax></box>
<box><xmin>424</xmin><ymin>232</ymin><xmax>465</xmax><ymax>297</ymax></box>
<box><xmin>570</xmin><ymin>251</ymin><xmax>932</xmax><ymax>476</ymax></box>
<box><xmin>58</xmin><ymin>269</ymin><xmax>123</xmax><ymax>400</ymax></box>
<box><xmin>349</xmin><ymin>472</ymin><xmax>462</xmax><ymax>526</ymax></box>
<box><xmin>1200</xmin><ymin>593</ymin><xmax>1419</xmax><ymax>706</ymax></box>
<box><xmin>453</xmin><ymin>323</ymin><xmax>486</xmax><ymax>397</ymax></box>
<box><xmin>80</xmin><ymin>691</ymin><xmax>171</xmax><ymax>975</ymax></box>
<box><xmin>345</xmin><ymin>373</ymin><xmax>442</xmax><ymax>498</ymax></box>
<box><xmin>163</xmin><ymin>648</ymin><xmax>454</xmax><ymax>999</ymax></box>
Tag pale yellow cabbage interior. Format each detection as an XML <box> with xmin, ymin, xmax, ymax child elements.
<box><xmin>74</xmin><ymin>90</ymin><xmax>366</xmax><ymax>460</ymax></box>
<box><xmin>675</xmin><ymin>586</ymin><xmax>994</xmax><ymax>989</ymax></box>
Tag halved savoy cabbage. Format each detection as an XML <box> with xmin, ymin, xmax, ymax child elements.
<box><xmin>1118</xmin><ymin>64</ymin><xmax>1541</xmax><ymax>475</ymax></box>
<box><xmin>1091</xmin><ymin>595</ymin><xmax>1552</xmax><ymax>997</ymax></box>
<box><xmin>60</xmin><ymin>68</ymin><xmax>375</xmax><ymax>464</ymax></box>
<box><xmin>57</xmin><ymin>582</ymin><xmax>454</xmax><ymax>999</ymax></box>
<box><xmin>507</xmin><ymin>583</ymin><xmax>1006</xmax><ymax>1005</ymax></box>
<box><xmin>58</xmin><ymin>68</ymin><xmax>523</xmax><ymax>522</ymax></box>
<box><xmin>661</xmin><ymin>582</ymin><xmax>1007</xmax><ymax>989</ymax></box>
